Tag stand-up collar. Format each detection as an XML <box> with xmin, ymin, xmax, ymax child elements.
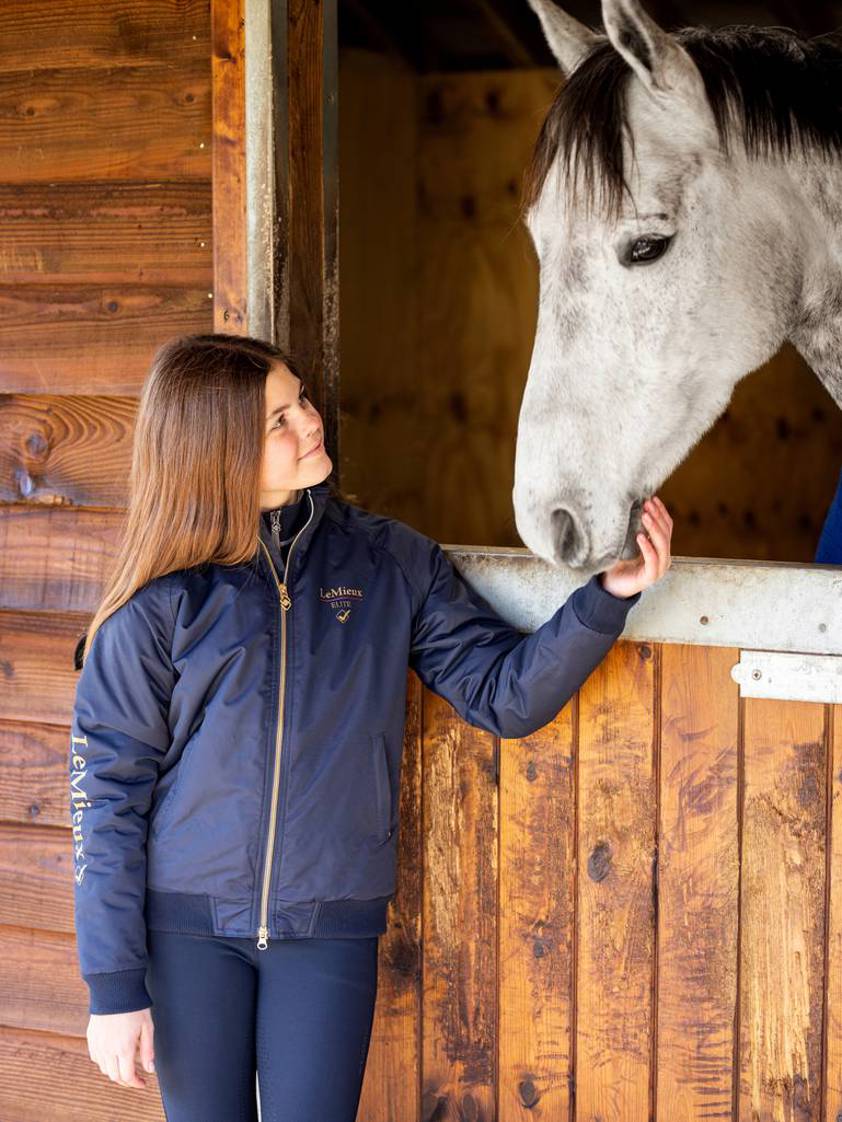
<box><xmin>256</xmin><ymin>479</ymin><xmax>332</xmax><ymax>569</ymax></box>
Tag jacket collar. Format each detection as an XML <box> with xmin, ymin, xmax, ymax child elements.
<box><xmin>256</xmin><ymin>479</ymin><xmax>332</xmax><ymax>574</ymax></box>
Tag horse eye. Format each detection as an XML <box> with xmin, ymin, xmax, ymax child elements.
<box><xmin>627</xmin><ymin>235</ymin><xmax>672</xmax><ymax>265</ymax></box>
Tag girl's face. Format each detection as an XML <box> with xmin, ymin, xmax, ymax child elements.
<box><xmin>259</xmin><ymin>362</ymin><xmax>332</xmax><ymax>509</ymax></box>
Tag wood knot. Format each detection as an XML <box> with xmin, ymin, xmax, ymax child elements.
<box><xmin>518</xmin><ymin>1078</ymin><xmax>540</xmax><ymax>1108</ymax></box>
<box><xmin>587</xmin><ymin>841</ymin><xmax>612</xmax><ymax>882</ymax></box>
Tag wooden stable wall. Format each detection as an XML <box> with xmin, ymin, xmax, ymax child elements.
<box><xmin>338</xmin><ymin>48</ymin><xmax>842</xmax><ymax>563</ymax></box>
<box><xmin>0</xmin><ymin>0</ymin><xmax>214</xmax><ymax>1117</ymax></box>
<box><xmin>359</xmin><ymin>641</ymin><xmax>842</xmax><ymax>1122</ymax></box>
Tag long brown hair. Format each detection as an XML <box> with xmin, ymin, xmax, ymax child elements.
<box><xmin>79</xmin><ymin>332</ymin><xmax>345</xmax><ymax>668</ymax></box>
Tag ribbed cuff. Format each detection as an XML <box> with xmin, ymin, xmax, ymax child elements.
<box><xmin>84</xmin><ymin>967</ymin><xmax>152</xmax><ymax>1015</ymax></box>
<box><xmin>571</xmin><ymin>573</ymin><xmax>641</xmax><ymax>634</ymax></box>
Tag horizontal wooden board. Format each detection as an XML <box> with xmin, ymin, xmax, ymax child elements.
<box><xmin>0</xmin><ymin>285</ymin><xmax>213</xmax><ymax>394</ymax></box>
<box><xmin>1</xmin><ymin>394</ymin><xmax>136</xmax><ymax>513</ymax></box>
<box><xmin>0</xmin><ymin>396</ymin><xmax>136</xmax><ymax>509</ymax></box>
<box><xmin>0</xmin><ymin>915</ymin><xmax>79</xmax><ymax>1027</ymax></box>
<box><xmin>0</xmin><ymin>181</ymin><xmax>212</xmax><ymax>286</ymax></box>
<box><xmin>0</xmin><ymin>840</ymin><xmax>75</xmax><ymax>964</ymax></box>
<box><xmin>0</xmin><ymin>1025</ymin><xmax>164</xmax><ymax>1120</ymax></box>
<box><xmin>0</xmin><ymin>719</ymin><xmax>73</xmax><ymax>829</ymax></box>
<box><xmin>0</xmin><ymin>609</ymin><xmax>86</xmax><ymax>726</ymax></box>
<box><xmin>0</xmin><ymin>61</ymin><xmax>211</xmax><ymax>183</ymax></box>
<box><xmin>0</xmin><ymin>0</ymin><xmax>208</xmax><ymax>74</ymax></box>
<box><xmin>0</xmin><ymin>509</ymin><xmax>128</xmax><ymax>612</ymax></box>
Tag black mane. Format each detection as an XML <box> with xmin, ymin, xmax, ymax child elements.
<box><xmin>523</xmin><ymin>24</ymin><xmax>842</xmax><ymax>217</ymax></box>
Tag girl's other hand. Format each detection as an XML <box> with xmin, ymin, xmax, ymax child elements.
<box><xmin>599</xmin><ymin>495</ymin><xmax>673</xmax><ymax>598</ymax></box>
<box><xmin>87</xmin><ymin>1007</ymin><xmax>155</xmax><ymax>1089</ymax></box>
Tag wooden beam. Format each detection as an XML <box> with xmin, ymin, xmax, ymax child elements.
<box><xmin>282</xmin><ymin>0</ymin><xmax>341</xmax><ymax>476</ymax></box>
<box><xmin>212</xmin><ymin>0</ymin><xmax>248</xmax><ymax>332</ymax></box>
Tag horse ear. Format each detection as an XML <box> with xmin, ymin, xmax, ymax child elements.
<box><xmin>602</xmin><ymin>0</ymin><xmax>697</xmax><ymax>96</ymax></box>
<box><xmin>601</xmin><ymin>0</ymin><xmax>716</xmax><ymax>140</ymax></box>
<box><xmin>526</xmin><ymin>0</ymin><xmax>600</xmax><ymax>77</ymax></box>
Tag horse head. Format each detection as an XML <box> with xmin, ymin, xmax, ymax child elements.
<box><xmin>515</xmin><ymin>0</ymin><xmax>842</xmax><ymax>569</ymax></box>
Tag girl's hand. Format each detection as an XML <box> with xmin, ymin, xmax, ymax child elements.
<box><xmin>599</xmin><ymin>495</ymin><xmax>673</xmax><ymax>598</ymax></box>
<box><xmin>87</xmin><ymin>1007</ymin><xmax>155</xmax><ymax>1089</ymax></box>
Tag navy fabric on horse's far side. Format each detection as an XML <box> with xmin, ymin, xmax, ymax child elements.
<box><xmin>815</xmin><ymin>465</ymin><xmax>842</xmax><ymax>563</ymax></box>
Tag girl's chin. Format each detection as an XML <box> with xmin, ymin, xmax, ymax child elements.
<box><xmin>301</xmin><ymin>451</ymin><xmax>332</xmax><ymax>478</ymax></box>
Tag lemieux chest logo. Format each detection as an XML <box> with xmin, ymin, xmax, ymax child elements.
<box><xmin>320</xmin><ymin>584</ymin><xmax>364</xmax><ymax>623</ymax></box>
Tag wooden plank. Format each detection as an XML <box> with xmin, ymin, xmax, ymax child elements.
<box><xmin>498</xmin><ymin>693</ymin><xmax>576</xmax><ymax>1118</ymax></box>
<box><xmin>657</xmin><ymin>644</ymin><xmax>740</xmax><ymax>1120</ymax></box>
<box><xmin>359</xmin><ymin>671</ymin><xmax>422</xmax><ymax>1122</ymax></box>
<box><xmin>0</xmin><ymin>182</ymin><xmax>212</xmax><ymax>287</ymax></box>
<box><xmin>0</xmin><ymin>0</ymin><xmax>209</xmax><ymax>74</ymax></box>
<box><xmin>575</xmin><ymin>639</ymin><xmax>656</xmax><ymax>1121</ymax></box>
<box><xmin>211</xmin><ymin>0</ymin><xmax>247</xmax><ymax>332</ymax></box>
<box><xmin>0</xmin><ymin>821</ymin><xmax>74</xmax><ymax>942</ymax></box>
<box><xmin>0</xmin><ymin>610</ymin><xmax>83</xmax><ymax>726</ymax></box>
<box><xmin>827</xmin><ymin>704</ymin><xmax>842</xmax><ymax>1122</ymax></box>
<box><xmin>739</xmin><ymin>698</ymin><xmax>828</xmax><ymax>1120</ymax></box>
<box><xmin>0</xmin><ymin>1026</ymin><xmax>165</xmax><ymax>1120</ymax></box>
<box><xmin>421</xmin><ymin>687</ymin><xmax>497</xmax><ymax>1119</ymax></box>
<box><xmin>0</xmin><ymin>720</ymin><xmax>73</xmax><ymax>830</ymax></box>
<box><xmin>0</xmin><ymin>285</ymin><xmax>212</xmax><ymax>395</ymax></box>
<box><xmin>0</xmin><ymin>509</ymin><xmax>126</xmax><ymax>613</ymax></box>
<box><xmin>0</xmin><ymin>907</ymin><xmax>78</xmax><ymax>1031</ymax></box>
<box><xmin>285</xmin><ymin>0</ymin><xmax>340</xmax><ymax>472</ymax></box>
<box><xmin>0</xmin><ymin>394</ymin><xmax>135</xmax><ymax>507</ymax></box>
<box><xmin>0</xmin><ymin>62</ymin><xmax>211</xmax><ymax>184</ymax></box>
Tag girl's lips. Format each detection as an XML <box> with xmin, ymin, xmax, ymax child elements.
<box><xmin>301</xmin><ymin>436</ymin><xmax>323</xmax><ymax>459</ymax></box>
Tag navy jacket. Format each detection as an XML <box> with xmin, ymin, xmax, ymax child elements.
<box><xmin>816</xmin><ymin>465</ymin><xmax>842</xmax><ymax>564</ymax></box>
<box><xmin>69</xmin><ymin>481</ymin><xmax>641</xmax><ymax>1015</ymax></box>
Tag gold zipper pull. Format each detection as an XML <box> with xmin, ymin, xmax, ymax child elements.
<box><xmin>279</xmin><ymin>584</ymin><xmax>292</xmax><ymax>611</ymax></box>
<box><xmin>257</xmin><ymin>925</ymin><xmax>269</xmax><ymax>950</ymax></box>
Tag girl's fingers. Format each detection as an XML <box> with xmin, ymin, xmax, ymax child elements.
<box><xmin>641</xmin><ymin>509</ymin><xmax>669</xmax><ymax>560</ymax></box>
<box><xmin>652</xmin><ymin>495</ymin><xmax>673</xmax><ymax>532</ymax></box>
<box><xmin>637</xmin><ymin>531</ymin><xmax>657</xmax><ymax>579</ymax></box>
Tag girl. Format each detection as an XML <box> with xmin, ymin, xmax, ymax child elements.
<box><xmin>70</xmin><ymin>332</ymin><xmax>672</xmax><ymax>1121</ymax></box>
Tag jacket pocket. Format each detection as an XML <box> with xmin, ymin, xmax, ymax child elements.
<box><xmin>149</xmin><ymin>715</ymin><xmax>204</xmax><ymax>839</ymax></box>
<box><xmin>370</xmin><ymin>732</ymin><xmax>394</xmax><ymax>847</ymax></box>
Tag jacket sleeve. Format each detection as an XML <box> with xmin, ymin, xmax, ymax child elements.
<box><xmin>408</xmin><ymin>541</ymin><xmax>642</xmax><ymax>739</ymax></box>
<box><xmin>69</xmin><ymin>577</ymin><xmax>175</xmax><ymax>1015</ymax></box>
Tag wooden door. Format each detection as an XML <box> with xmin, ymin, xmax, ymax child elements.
<box><xmin>357</xmin><ymin>558</ymin><xmax>842</xmax><ymax>1122</ymax></box>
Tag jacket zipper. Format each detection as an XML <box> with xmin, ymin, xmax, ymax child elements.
<box><xmin>255</xmin><ymin>490</ymin><xmax>315</xmax><ymax>949</ymax></box>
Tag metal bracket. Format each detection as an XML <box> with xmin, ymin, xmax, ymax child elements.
<box><xmin>730</xmin><ymin>650</ymin><xmax>842</xmax><ymax>704</ymax></box>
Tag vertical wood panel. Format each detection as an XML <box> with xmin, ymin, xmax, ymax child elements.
<box><xmin>739</xmin><ymin>699</ymin><xmax>828</xmax><ymax>1121</ymax></box>
<box><xmin>498</xmin><ymin>696</ymin><xmax>576</xmax><ymax>1120</ymax></box>
<box><xmin>212</xmin><ymin>0</ymin><xmax>247</xmax><ymax>332</ymax></box>
<box><xmin>575</xmin><ymin>640</ymin><xmax>656</xmax><ymax>1122</ymax></box>
<box><xmin>359</xmin><ymin>671</ymin><xmax>423</xmax><ymax>1122</ymax></box>
<box><xmin>824</xmin><ymin>703</ymin><xmax>841</xmax><ymax>1122</ymax></box>
<box><xmin>285</xmin><ymin>0</ymin><xmax>340</xmax><ymax>473</ymax></box>
<box><xmin>422</xmin><ymin>688</ymin><xmax>497</xmax><ymax>1121</ymax></box>
<box><xmin>657</xmin><ymin>644</ymin><xmax>740</xmax><ymax>1121</ymax></box>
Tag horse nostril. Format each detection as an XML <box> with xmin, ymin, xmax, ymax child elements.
<box><xmin>551</xmin><ymin>506</ymin><xmax>586</xmax><ymax>563</ymax></box>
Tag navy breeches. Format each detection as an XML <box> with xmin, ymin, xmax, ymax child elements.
<box><xmin>145</xmin><ymin>928</ymin><xmax>380</xmax><ymax>1122</ymax></box>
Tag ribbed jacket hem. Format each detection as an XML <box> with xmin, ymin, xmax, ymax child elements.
<box><xmin>145</xmin><ymin>887</ymin><xmax>391</xmax><ymax>939</ymax></box>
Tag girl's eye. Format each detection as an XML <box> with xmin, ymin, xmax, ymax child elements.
<box><xmin>272</xmin><ymin>388</ymin><xmax>309</xmax><ymax>429</ymax></box>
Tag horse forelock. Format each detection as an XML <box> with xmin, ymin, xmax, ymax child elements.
<box><xmin>521</xmin><ymin>24</ymin><xmax>842</xmax><ymax>220</ymax></box>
